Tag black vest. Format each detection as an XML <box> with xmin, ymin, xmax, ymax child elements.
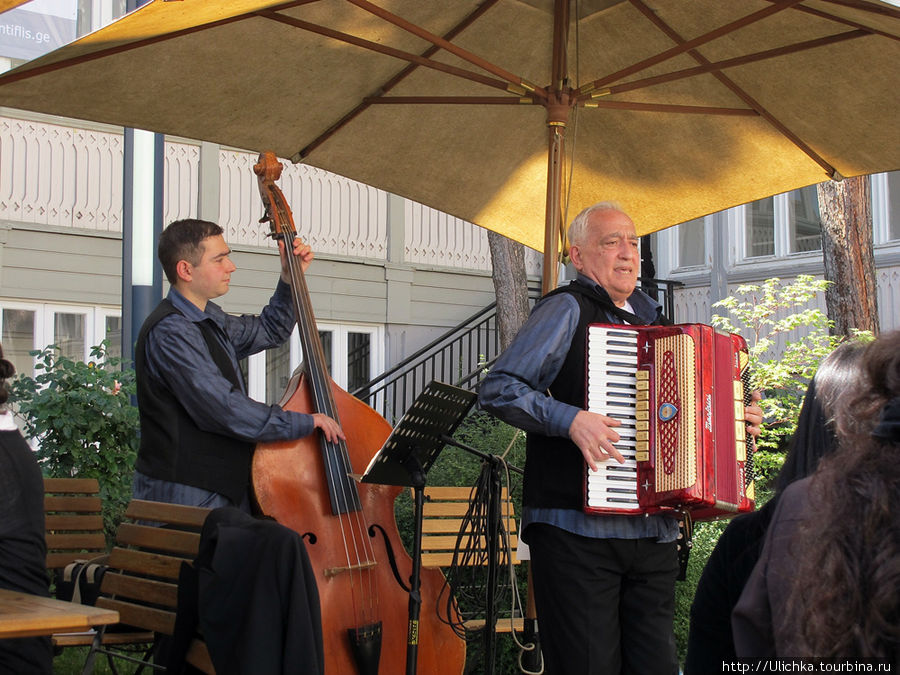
<box><xmin>523</xmin><ymin>282</ymin><xmax>667</xmax><ymax>510</ymax></box>
<box><xmin>134</xmin><ymin>299</ymin><xmax>253</xmax><ymax>503</ymax></box>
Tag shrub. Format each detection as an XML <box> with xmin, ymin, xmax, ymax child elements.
<box><xmin>10</xmin><ymin>341</ymin><xmax>138</xmax><ymax>541</ymax></box>
<box><xmin>710</xmin><ymin>275</ymin><xmax>870</xmax><ymax>485</ymax></box>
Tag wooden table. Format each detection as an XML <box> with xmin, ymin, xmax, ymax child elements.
<box><xmin>0</xmin><ymin>588</ymin><xmax>119</xmax><ymax>639</ymax></box>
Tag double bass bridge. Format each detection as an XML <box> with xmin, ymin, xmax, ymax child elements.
<box><xmin>323</xmin><ymin>559</ymin><xmax>378</xmax><ymax>578</ymax></box>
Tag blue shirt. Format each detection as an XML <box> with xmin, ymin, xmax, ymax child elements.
<box><xmin>132</xmin><ymin>280</ymin><xmax>314</xmax><ymax>507</ymax></box>
<box><xmin>479</xmin><ymin>274</ymin><xmax>679</xmax><ymax>543</ymax></box>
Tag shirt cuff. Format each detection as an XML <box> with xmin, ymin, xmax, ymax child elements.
<box><xmin>550</xmin><ymin>402</ymin><xmax>581</xmax><ymax>438</ymax></box>
<box><xmin>290</xmin><ymin>411</ymin><xmax>315</xmax><ymax>439</ymax></box>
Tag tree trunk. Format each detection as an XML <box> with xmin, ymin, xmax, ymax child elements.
<box><xmin>817</xmin><ymin>175</ymin><xmax>879</xmax><ymax>336</ymax></box>
<box><xmin>488</xmin><ymin>230</ymin><xmax>531</xmax><ymax>351</ymax></box>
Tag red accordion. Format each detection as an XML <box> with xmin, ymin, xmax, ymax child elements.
<box><xmin>583</xmin><ymin>323</ymin><xmax>755</xmax><ymax>520</ymax></box>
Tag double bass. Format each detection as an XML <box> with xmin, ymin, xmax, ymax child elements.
<box><xmin>251</xmin><ymin>152</ymin><xmax>465</xmax><ymax>674</ymax></box>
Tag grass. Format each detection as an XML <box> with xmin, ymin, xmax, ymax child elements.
<box><xmin>52</xmin><ymin>645</ymin><xmax>145</xmax><ymax>674</ymax></box>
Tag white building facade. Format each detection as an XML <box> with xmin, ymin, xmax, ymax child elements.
<box><xmin>653</xmin><ymin>176</ymin><xmax>900</xmax><ymax>344</ymax></box>
<box><xmin>1</xmin><ymin>0</ymin><xmax>898</xmax><ymax>410</ymax></box>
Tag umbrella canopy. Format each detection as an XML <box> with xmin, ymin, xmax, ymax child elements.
<box><xmin>0</xmin><ymin>1</ymin><xmax>29</xmax><ymax>12</ymax></box>
<box><xmin>1</xmin><ymin>0</ymin><xmax>898</xmax><ymax>289</ymax></box>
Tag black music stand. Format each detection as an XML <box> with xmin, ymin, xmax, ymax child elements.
<box><xmin>361</xmin><ymin>381</ymin><xmax>477</xmax><ymax>675</ymax></box>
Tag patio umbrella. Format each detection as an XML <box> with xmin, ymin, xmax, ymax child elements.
<box><xmin>0</xmin><ymin>0</ymin><xmax>898</xmax><ymax>291</ymax></box>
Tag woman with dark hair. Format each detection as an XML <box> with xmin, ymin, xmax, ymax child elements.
<box><xmin>733</xmin><ymin>330</ymin><xmax>900</xmax><ymax>662</ymax></box>
<box><xmin>0</xmin><ymin>345</ymin><xmax>53</xmax><ymax>675</ymax></box>
<box><xmin>684</xmin><ymin>341</ymin><xmax>866</xmax><ymax>673</ymax></box>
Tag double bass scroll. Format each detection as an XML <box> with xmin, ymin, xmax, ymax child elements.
<box><xmin>250</xmin><ymin>151</ymin><xmax>465</xmax><ymax>675</ymax></box>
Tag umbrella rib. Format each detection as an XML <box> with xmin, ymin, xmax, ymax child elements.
<box><xmin>576</xmin><ymin>0</ymin><xmax>807</xmax><ymax>95</ymax></box>
<box><xmin>363</xmin><ymin>96</ymin><xmax>532</xmax><ymax>105</ymax></box>
<box><xmin>344</xmin><ymin>0</ymin><xmax>548</xmax><ymax>100</ymax></box>
<box><xmin>814</xmin><ymin>0</ymin><xmax>900</xmax><ymax>19</ymax></box>
<box><xmin>775</xmin><ymin>0</ymin><xmax>900</xmax><ymax>40</ymax></box>
<box><xmin>288</xmin><ymin>1</ymin><xmax>522</xmax><ymax>161</ymax></box>
<box><xmin>367</xmin><ymin>0</ymin><xmax>502</xmax><ymax>95</ymax></box>
<box><xmin>623</xmin><ymin>0</ymin><xmax>839</xmax><ymax>178</ymax></box>
<box><xmin>257</xmin><ymin>11</ymin><xmax>515</xmax><ymax>94</ymax></box>
<box><xmin>580</xmin><ymin>29</ymin><xmax>871</xmax><ymax>100</ymax></box>
<box><xmin>0</xmin><ymin>0</ymin><xmax>319</xmax><ymax>87</ymax></box>
<box><xmin>583</xmin><ymin>101</ymin><xmax>756</xmax><ymax>116</ymax></box>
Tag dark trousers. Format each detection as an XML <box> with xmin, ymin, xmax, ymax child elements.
<box><xmin>528</xmin><ymin>523</ymin><xmax>679</xmax><ymax>675</ymax></box>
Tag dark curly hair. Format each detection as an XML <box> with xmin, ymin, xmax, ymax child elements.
<box><xmin>0</xmin><ymin>342</ymin><xmax>15</xmax><ymax>407</ymax></box>
<box><xmin>787</xmin><ymin>330</ymin><xmax>900</xmax><ymax>661</ymax></box>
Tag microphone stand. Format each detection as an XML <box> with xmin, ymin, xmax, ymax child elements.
<box><xmin>360</xmin><ymin>381</ymin><xmax>477</xmax><ymax>675</ymax></box>
<box><xmin>360</xmin><ymin>381</ymin><xmax>524</xmax><ymax>675</ymax></box>
<box><xmin>439</xmin><ymin>434</ymin><xmax>523</xmax><ymax>675</ymax></box>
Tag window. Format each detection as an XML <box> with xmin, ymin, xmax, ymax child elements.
<box><xmin>677</xmin><ymin>218</ymin><xmax>706</xmax><ymax>267</ymax></box>
<box><xmin>746</xmin><ymin>196</ymin><xmax>775</xmax><ymax>258</ymax></box>
<box><xmin>265</xmin><ymin>341</ymin><xmax>292</xmax><ymax>407</ymax></box>
<box><xmin>0</xmin><ymin>302</ymin><xmax>121</xmax><ymax>378</ymax></box>
<box><xmin>889</xmin><ymin>171</ymin><xmax>900</xmax><ymax>241</ymax></box>
<box><xmin>241</xmin><ymin>322</ymin><xmax>383</xmax><ymax>406</ymax></box>
<box><xmin>789</xmin><ymin>186</ymin><xmax>822</xmax><ymax>253</ymax></box>
<box><xmin>742</xmin><ymin>189</ymin><xmax>822</xmax><ymax>260</ymax></box>
<box><xmin>102</xmin><ymin>314</ymin><xmax>122</xmax><ymax>360</ymax></box>
<box><xmin>347</xmin><ymin>332</ymin><xmax>371</xmax><ymax>394</ymax></box>
<box><xmin>54</xmin><ymin>312</ymin><xmax>86</xmax><ymax>361</ymax></box>
<box><xmin>0</xmin><ymin>308</ymin><xmax>36</xmax><ymax>381</ymax></box>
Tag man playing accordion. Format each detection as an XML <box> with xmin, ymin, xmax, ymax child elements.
<box><xmin>479</xmin><ymin>202</ymin><xmax>763</xmax><ymax>675</ymax></box>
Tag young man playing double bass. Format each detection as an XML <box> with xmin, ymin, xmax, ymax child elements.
<box><xmin>132</xmin><ymin>218</ymin><xmax>344</xmax><ymax>511</ymax></box>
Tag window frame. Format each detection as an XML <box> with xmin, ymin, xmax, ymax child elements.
<box><xmin>244</xmin><ymin>321</ymin><xmax>385</xmax><ymax>404</ymax></box>
<box><xmin>0</xmin><ymin>300</ymin><xmax>122</xmax><ymax>376</ymax></box>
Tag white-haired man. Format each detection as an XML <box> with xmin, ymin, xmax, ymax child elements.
<box><xmin>480</xmin><ymin>203</ymin><xmax>762</xmax><ymax>674</ymax></box>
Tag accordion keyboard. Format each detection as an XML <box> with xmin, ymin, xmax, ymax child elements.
<box><xmin>585</xmin><ymin>326</ymin><xmax>641</xmax><ymax>511</ymax></box>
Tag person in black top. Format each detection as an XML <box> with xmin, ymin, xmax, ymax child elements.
<box><xmin>685</xmin><ymin>340</ymin><xmax>865</xmax><ymax>672</ymax></box>
<box><xmin>0</xmin><ymin>343</ymin><xmax>53</xmax><ymax>675</ymax></box>
<box><xmin>733</xmin><ymin>330</ymin><xmax>900</xmax><ymax>662</ymax></box>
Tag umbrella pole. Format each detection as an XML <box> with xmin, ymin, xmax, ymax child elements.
<box><xmin>542</xmin><ymin>0</ymin><xmax>571</xmax><ymax>295</ymax></box>
<box><xmin>542</xmin><ymin>121</ymin><xmax>565</xmax><ymax>294</ymax></box>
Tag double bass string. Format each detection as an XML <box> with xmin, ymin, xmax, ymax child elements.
<box><xmin>254</xmin><ymin>151</ymin><xmax>466</xmax><ymax>673</ymax></box>
<box><xmin>278</xmin><ymin>220</ymin><xmax>381</xmax><ymax>623</ymax></box>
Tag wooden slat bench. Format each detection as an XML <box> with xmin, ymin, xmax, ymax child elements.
<box><xmin>43</xmin><ymin>477</ymin><xmax>107</xmax><ymax>570</ymax></box>
<box><xmin>43</xmin><ymin>478</ymin><xmax>157</xmax><ymax>662</ymax></box>
<box><xmin>419</xmin><ymin>485</ymin><xmax>525</xmax><ymax>633</ymax></box>
<box><xmin>82</xmin><ymin>499</ymin><xmax>215</xmax><ymax>674</ymax></box>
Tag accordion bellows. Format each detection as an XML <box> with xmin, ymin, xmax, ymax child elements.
<box><xmin>584</xmin><ymin>323</ymin><xmax>755</xmax><ymax>520</ymax></box>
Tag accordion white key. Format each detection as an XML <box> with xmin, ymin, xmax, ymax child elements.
<box><xmin>584</xmin><ymin>323</ymin><xmax>755</xmax><ymax>520</ymax></box>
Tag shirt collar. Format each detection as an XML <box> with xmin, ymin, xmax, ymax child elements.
<box><xmin>166</xmin><ymin>287</ymin><xmax>227</xmax><ymax>329</ymax></box>
<box><xmin>572</xmin><ymin>272</ymin><xmax>662</xmax><ymax>323</ymax></box>
<box><xmin>0</xmin><ymin>410</ymin><xmax>18</xmax><ymax>431</ymax></box>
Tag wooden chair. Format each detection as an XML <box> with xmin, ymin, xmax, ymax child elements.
<box><xmin>43</xmin><ymin>477</ymin><xmax>107</xmax><ymax>571</ymax></box>
<box><xmin>43</xmin><ymin>477</ymin><xmax>156</xmax><ymax>661</ymax></box>
<box><xmin>418</xmin><ymin>485</ymin><xmax>525</xmax><ymax>634</ymax></box>
<box><xmin>80</xmin><ymin>499</ymin><xmax>215</xmax><ymax>675</ymax></box>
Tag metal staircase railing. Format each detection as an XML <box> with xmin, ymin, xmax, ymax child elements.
<box><xmin>350</xmin><ymin>284</ymin><xmax>540</xmax><ymax>423</ymax></box>
<box><xmin>351</xmin><ymin>277</ymin><xmax>682</xmax><ymax>423</ymax></box>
